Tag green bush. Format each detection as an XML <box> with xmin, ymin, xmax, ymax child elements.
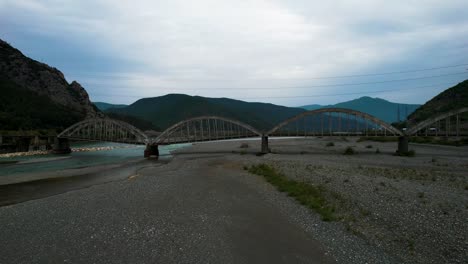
<box><xmin>239</xmin><ymin>143</ymin><xmax>249</xmax><ymax>148</ymax></box>
<box><xmin>343</xmin><ymin>147</ymin><xmax>355</xmax><ymax>155</ymax></box>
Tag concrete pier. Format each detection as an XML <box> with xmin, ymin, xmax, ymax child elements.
<box><xmin>397</xmin><ymin>136</ymin><xmax>409</xmax><ymax>154</ymax></box>
<box><xmin>261</xmin><ymin>135</ymin><xmax>269</xmax><ymax>154</ymax></box>
<box><xmin>144</xmin><ymin>144</ymin><xmax>159</xmax><ymax>158</ymax></box>
<box><xmin>52</xmin><ymin>138</ymin><xmax>71</xmax><ymax>154</ymax></box>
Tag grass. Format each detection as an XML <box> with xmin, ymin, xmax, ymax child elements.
<box><xmin>326</xmin><ymin>142</ymin><xmax>335</xmax><ymax>147</ymax></box>
<box><xmin>408</xmin><ymin>239</ymin><xmax>415</xmax><ymax>253</ymax></box>
<box><xmin>246</xmin><ymin>164</ymin><xmax>337</xmax><ymax>221</ymax></box>
<box><xmin>343</xmin><ymin>147</ymin><xmax>356</xmax><ymax>155</ymax></box>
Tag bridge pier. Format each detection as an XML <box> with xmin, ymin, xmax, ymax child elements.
<box><xmin>397</xmin><ymin>136</ymin><xmax>409</xmax><ymax>155</ymax></box>
<box><xmin>144</xmin><ymin>144</ymin><xmax>159</xmax><ymax>158</ymax></box>
<box><xmin>261</xmin><ymin>135</ymin><xmax>269</xmax><ymax>154</ymax></box>
<box><xmin>52</xmin><ymin>138</ymin><xmax>71</xmax><ymax>154</ymax></box>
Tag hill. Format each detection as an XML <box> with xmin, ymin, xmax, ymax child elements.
<box><xmin>94</xmin><ymin>102</ymin><xmax>128</xmax><ymax>111</ymax></box>
<box><xmin>300</xmin><ymin>97</ymin><xmax>420</xmax><ymax>123</ymax></box>
<box><xmin>107</xmin><ymin>94</ymin><xmax>306</xmax><ymax>131</ymax></box>
<box><xmin>0</xmin><ymin>39</ymin><xmax>99</xmax><ymax>131</ymax></box>
<box><xmin>408</xmin><ymin>80</ymin><xmax>468</xmax><ymax>124</ymax></box>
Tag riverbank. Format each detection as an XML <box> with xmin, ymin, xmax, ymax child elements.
<box><xmin>0</xmin><ymin>144</ymin><xmax>140</xmax><ymax>158</ymax></box>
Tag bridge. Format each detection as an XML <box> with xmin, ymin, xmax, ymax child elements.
<box><xmin>55</xmin><ymin>107</ymin><xmax>468</xmax><ymax>156</ymax></box>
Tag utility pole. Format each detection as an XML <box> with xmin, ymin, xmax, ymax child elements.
<box><xmin>397</xmin><ymin>104</ymin><xmax>401</xmax><ymax>122</ymax></box>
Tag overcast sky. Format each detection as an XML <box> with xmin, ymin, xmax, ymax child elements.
<box><xmin>1</xmin><ymin>0</ymin><xmax>468</xmax><ymax>106</ymax></box>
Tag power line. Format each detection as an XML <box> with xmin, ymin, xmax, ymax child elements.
<box><xmin>236</xmin><ymin>83</ymin><xmax>447</xmax><ymax>100</ymax></box>
<box><xmin>90</xmin><ymin>71</ymin><xmax>467</xmax><ymax>91</ymax></box>
<box><xmin>70</xmin><ymin>63</ymin><xmax>468</xmax><ymax>81</ymax></box>
<box><xmin>90</xmin><ymin>81</ymin><xmax>454</xmax><ymax>100</ymax></box>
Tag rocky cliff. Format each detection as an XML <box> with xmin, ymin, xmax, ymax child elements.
<box><xmin>0</xmin><ymin>39</ymin><xmax>99</xmax><ymax>118</ymax></box>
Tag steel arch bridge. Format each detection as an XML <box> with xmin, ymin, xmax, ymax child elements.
<box><xmin>57</xmin><ymin>118</ymin><xmax>148</xmax><ymax>144</ymax></box>
<box><xmin>406</xmin><ymin>107</ymin><xmax>468</xmax><ymax>136</ymax></box>
<box><xmin>55</xmin><ymin>107</ymin><xmax>468</xmax><ymax>155</ymax></box>
<box><xmin>152</xmin><ymin>116</ymin><xmax>262</xmax><ymax>145</ymax></box>
<box><xmin>268</xmin><ymin>108</ymin><xmax>403</xmax><ymax>137</ymax></box>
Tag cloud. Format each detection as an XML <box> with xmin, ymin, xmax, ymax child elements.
<box><xmin>1</xmin><ymin>0</ymin><xmax>468</xmax><ymax>105</ymax></box>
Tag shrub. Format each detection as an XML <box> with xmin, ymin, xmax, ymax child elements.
<box><xmin>365</xmin><ymin>145</ymin><xmax>373</xmax><ymax>149</ymax></box>
<box><xmin>326</xmin><ymin>142</ymin><xmax>335</xmax><ymax>147</ymax></box>
<box><xmin>375</xmin><ymin>148</ymin><xmax>380</xmax><ymax>154</ymax></box>
<box><xmin>343</xmin><ymin>147</ymin><xmax>355</xmax><ymax>155</ymax></box>
<box><xmin>240</xmin><ymin>143</ymin><xmax>249</xmax><ymax>148</ymax></box>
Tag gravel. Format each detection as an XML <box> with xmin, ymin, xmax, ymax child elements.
<box><xmin>1</xmin><ymin>137</ymin><xmax>466</xmax><ymax>263</ymax></box>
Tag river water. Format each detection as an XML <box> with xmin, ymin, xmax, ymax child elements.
<box><xmin>0</xmin><ymin>142</ymin><xmax>190</xmax><ymax>177</ymax></box>
<box><xmin>0</xmin><ymin>142</ymin><xmax>191</xmax><ymax>206</ymax></box>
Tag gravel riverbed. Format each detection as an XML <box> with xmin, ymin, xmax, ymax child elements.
<box><xmin>0</xmin><ymin>137</ymin><xmax>466</xmax><ymax>263</ymax></box>
<box><xmin>175</xmin><ymin>137</ymin><xmax>468</xmax><ymax>263</ymax></box>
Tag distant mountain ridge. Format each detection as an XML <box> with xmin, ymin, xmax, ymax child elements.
<box><xmin>0</xmin><ymin>39</ymin><xmax>99</xmax><ymax>131</ymax></box>
<box><xmin>106</xmin><ymin>94</ymin><xmax>306</xmax><ymax>131</ymax></box>
<box><xmin>408</xmin><ymin>80</ymin><xmax>468</xmax><ymax>124</ymax></box>
<box><xmin>300</xmin><ymin>96</ymin><xmax>420</xmax><ymax>123</ymax></box>
<box><xmin>94</xmin><ymin>102</ymin><xmax>128</xmax><ymax>111</ymax></box>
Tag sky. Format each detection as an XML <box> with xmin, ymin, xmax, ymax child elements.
<box><xmin>1</xmin><ymin>0</ymin><xmax>468</xmax><ymax>107</ymax></box>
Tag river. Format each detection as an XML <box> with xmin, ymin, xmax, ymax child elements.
<box><xmin>0</xmin><ymin>142</ymin><xmax>189</xmax><ymax>178</ymax></box>
<box><xmin>0</xmin><ymin>142</ymin><xmax>190</xmax><ymax>206</ymax></box>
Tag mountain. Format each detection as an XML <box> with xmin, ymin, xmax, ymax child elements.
<box><xmin>94</xmin><ymin>102</ymin><xmax>128</xmax><ymax>111</ymax></box>
<box><xmin>107</xmin><ymin>94</ymin><xmax>305</xmax><ymax>131</ymax></box>
<box><xmin>300</xmin><ymin>97</ymin><xmax>420</xmax><ymax>123</ymax></box>
<box><xmin>408</xmin><ymin>80</ymin><xmax>468</xmax><ymax>124</ymax></box>
<box><xmin>300</xmin><ymin>104</ymin><xmax>322</xmax><ymax>111</ymax></box>
<box><xmin>0</xmin><ymin>39</ymin><xmax>99</xmax><ymax>131</ymax></box>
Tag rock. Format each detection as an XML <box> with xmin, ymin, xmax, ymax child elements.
<box><xmin>0</xmin><ymin>39</ymin><xmax>99</xmax><ymax>118</ymax></box>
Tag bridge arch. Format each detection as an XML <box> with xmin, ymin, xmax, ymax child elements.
<box><xmin>406</xmin><ymin>107</ymin><xmax>468</xmax><ymax>136</ymax></box>
<box><xmin>153</xmin><ymin>116</ymin><xmax>262</xmax><ymax>144</ymax></box>
<box><xmin>268</xmin><ymin>108</ymin><xmax>403</xmax><ymax>136</ymax></box>
<box><xmin>58</xmin><ymin>118</ymin><xmax>148</xmax><ymax>144</ymax></box>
